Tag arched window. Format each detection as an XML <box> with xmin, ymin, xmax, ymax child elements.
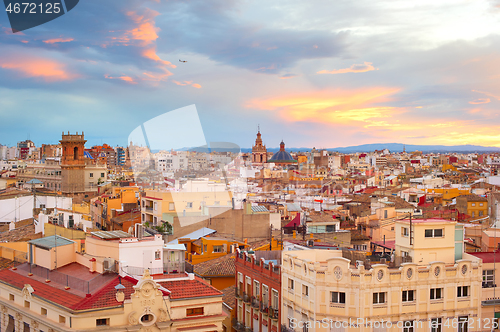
<box><xmin>73</xmin><ymin>147</ymin><xmax>78</xmax><ymax>160</ymax></box>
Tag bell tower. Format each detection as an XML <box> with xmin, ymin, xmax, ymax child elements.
<box><xmin>60</xmin><ymin>131</ymin><xmax>87</xmax><ymax>194</ymax></box>
<box><xmin>252</xmin><ymin>126</ymin><xmax>268</xmax><ymax>164</ymax></box>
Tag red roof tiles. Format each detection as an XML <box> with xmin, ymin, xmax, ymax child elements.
<box><xmin>159</xmin><ymin>277</ymin><xmax>222</xmax><ymax>300</ymax></box>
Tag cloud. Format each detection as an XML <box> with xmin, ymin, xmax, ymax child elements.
<box><xmin>43</xmin><ymin>38</ymin><xmax>74</xmax><ymax>44</ymax></box>
<box><xmin>317</xmin><ymin>62</ymin><xmax>378</xmax><ymax>74</ymax></box>
<box><xmin>173</xmin><ymin>80</ymin><xmax>202</xmax><ymax>88</ymax></box>
<box><xmin>104</xmin><ymin>74</ymin><xmax>137</xmax><ymax>84</ymax></box>
<box><xmin>0</xmin><ymin>55</ymin><xmax>78</xmax><ymax>81</ymax></box>
<box><xmin>246</xmin><ymin>87</ymin><xmax>401</xmax><ymax>124</ymax></box>
<box><xmin>279</xmin><ymin>73</ymin><xmax>298</xmax><ymax>79</ymax></box>
<box><xmin>469</xmin><ymin>98</ymin><xmax>490</xmax><ymax>104</ymax></box>
<box><xmin>472</xmin><ymin>89</ymin><xmax>500</xmax><ymax>101</ymax></box>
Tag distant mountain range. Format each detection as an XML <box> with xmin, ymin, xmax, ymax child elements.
<box><xmin>240</xmin><ymin>143</ymin><xmax>500</xmax><ymax>153</ymax></box>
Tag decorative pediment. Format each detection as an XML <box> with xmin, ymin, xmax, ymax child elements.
<box><xmin>21</xmin><ymin>284</ymin><xmax>34</xmax><ymax>299</ymax></box>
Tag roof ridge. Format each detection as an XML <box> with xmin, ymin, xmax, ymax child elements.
<box><xmin>71</xmin><ymin>275</ymin><xmax>121</xmax><ymax>310</ymax></box>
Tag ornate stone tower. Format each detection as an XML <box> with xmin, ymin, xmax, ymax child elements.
<box><xmin>60</xmin><ymin>132</ymin><xmax>87</xmax><ymax>194</ymax></box>
<box><xmin>252</xmin><ymin>128</ymin><xmax>268</xmax><ymax>164</ymax></box>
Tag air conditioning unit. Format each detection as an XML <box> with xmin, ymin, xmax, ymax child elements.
<box><xmin>103</xmin><ymin>258</ymin><xmax>115</xmax><ymax>272</ymax></box>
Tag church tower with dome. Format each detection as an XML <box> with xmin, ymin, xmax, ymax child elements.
<box><xmin>267</xmin><ymin>140</ymin><xmax>298</xmax><ymax>167</ymax></box>
<box><xmin>252</xmin><ymin>127</ymin><xmax>268</xmax><ymax>164</ymax></box>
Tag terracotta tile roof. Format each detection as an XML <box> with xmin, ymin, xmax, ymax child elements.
<box><xmin>73</xmin><ymin>276</ymin><xmax>139</xmax><ymax>310</ymax></box>
<box><xmin>159</xmin><ymin>276</ymin><xmax>222</xmax><ymax>300</ymax></box>
<box><xmin>0</xmin><ymin>269</ymin><xmax>84</xmax><ymax>308</ymax></box>
<box><xmin>0</xmin><ymin>222</ymin><xmax>42</xmax><ymax>242</ymax></box>
<box><xmin>457</xmin><ymin>194</ymin><xmax>488</xmax><ymax>202</ymax></box>
<box><xmin>193</xmin><ymin>254</ymin><xmax>235</xmax><ymax>277</ymax></box>
<box><xmin>0</xmin><ymin>269</ymin><xmax>172</xmax><ymax>311</ymax></box>
<box><xmin>221</xmin><ymin>285</ymin><xmax>236</xmax><ymax>309</ymax></box>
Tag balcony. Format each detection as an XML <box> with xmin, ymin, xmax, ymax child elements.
<box><xmin>232</xmin><ymin>319</ymin><xmax>245</xmax><ymax>332</ymax></box>
<box><xmin>243</xmin><ymin>292</ymin><xmax>251</xmax><ymax>303</ymax></box>
<box><xmin>260</xmin><ymin>301</ymin><xmax>269</xmax><ymax>315</ymax></box>
<box><xmin>251</xmin><ymin>296</ymin><xmax>260</xmax><ymax>308</ymax></box>
<box><xmin>144</xmin><ymin>207</ymin><xmax>154</xmax><ymax>213</ymax></box>
<box><xmin>269</xmin><ymin>307</ymin><xmax>279</xmax><ymax>320</ymax></box>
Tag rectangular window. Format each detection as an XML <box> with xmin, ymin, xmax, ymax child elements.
<box><xmin>403</xmin><ymin>321</ymin><xmax>414</xmax><ymax>332</ymax></box>
<box><xmin>90</xmin><ymin>173</ymin><xmax>93</xmax><ymax>178</ymax></box>
<box><xmin>288</xmin><ymin>278</ymin><xmax>294</xmax><ymax>291</ymax></box>
<box><xmin>457</xmin><ymin>286</ymin><xmax>469</xmax><ymax>298</ymax></box>
<box><xmin>24</xmin><ymin>300</ymin><xmax>30</xmax><ymax>308</ymax></box>
<box><xmin>213</xmin><ymin>245</ymin><xmax>223</xmax><ymax>253</ymax></box>
<box><xmin>186</xmin><ymin>307</ymin><xmax>204</xmax><ymax>316</ymax></box>
<box><xmin>471</xmin><ymin>203</ymin><xmax>476</xmax><ymax>206</ymax></box>
<box><xmin>472</xmin><ymin>212</ymin><xmax>475</xmax><ymax>217</ymax></box>
<box><xmin>430</xmin><ymin>288</ymin><xmax>443</xmax><ymax>300</ymax></box>
<box><xmin>101</xmin><ymin>173</ymin><xmax>105</xmax><ymax>178</ymax></box>
<box><xmin>186</xmin><ymin>202</ymin><xmax>193</xmax><ymax>208</ymax></box>
<box><xmin>479</xmin><ymin>211</ymin><xmax>483</xmax><ymax>216</ymax></box>
<box><xmin>373</xmin><ymin>292</ymin><xmax>386</xmax><ymax>304</ymax></box>
<box><xmin>9</xmin><ymin>294</ymin><xmax>13</xmax><ymax>301</ymax></box>
<box><xmin>458</xmin><ymin>316</ymin><xmax>469</xmax><ymax>332</ymax></box>
<box><xmin>253</xmin><ymin>281</ymin><xmax>260</xmax><ymax>297</ymax></box>
<box><xmin>41</xmin><ymin>308</ymin><xmax>47</xmax><ymax>316</ymax></box>
<box><xmin>425</xmin><ymin>229</ymin><xmax>443</xmax><ymax>238</ymax></box>
<box><xmin>96</xmin><ymin>318</ymin><xmax>109</xmax><ymax>326</ymax></box>
<box><xmin>331</xmin><ymin>292</ymin><xmax>346</xmax><ymax>304</ymax></box>
<box><xmin>59</xmin><ymin>316</ymin><xmax>66</xmax><ymax>324</ymax></box>
<box><xmin>169</xmin><ymin>202</ymin><xmax>175</xmax><ymax>211</ymax></box>
<box><xmin>302</xmin><ymin>285</ymin><xmax>309</xmax><ymax>297</ymax></box>
<box><xmin>402</xmin><ymin>290</ymin><xmax>415</xmax><ymax>302</ymax></box>
<box><xmin>402</xmin><ymin>227</ymin><xmax>409</xmax><ymax>237</ymax></box>
<box><xmin>430</xmin><ymin>318</ymin><xmax>442</xmax><ymax>332</ymax></box>
<box><xmin>483</xmin><ymin>270</ymin><xmax>494</xmax><ymax>287</ymax></box>
<box><xmin>155</xmin><ymin>250</ymin><xmax>161</xmax><ymax>260</ymax></box>
<box><xmin>272</xmin><ymin>289</ymin><xmax>279</xmax><ymax>308</ymax></box>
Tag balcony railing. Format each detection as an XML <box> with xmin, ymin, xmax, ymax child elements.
<box><xmin>232</xmin><ymin>319</ymin><xmax>245</xmax><ymax>332</ymax></box>
<box><xmin>144</xmin><ymin>207</ymin><xmax>154</xmax><ymax>212</ymax></box>
<box><xmin>260</xmin><ymin>301</ymin><xmax>269</xmax><ymax>314</ymax></box>
<box><xmin>251</xmin><ymin>296</ymin><xmax>260</xmax><ymax>308</ymax></box>
<box><xmin>243</xmin><ymin>292</ymin><xmax>251</xmax><ymax>303</ymax></box>
<box><xmin>281</xmin><ymin>326</ymin><xmax>295</xmax><ymax>332</ymax></box>
<box><xmin>269</xmin><ymin>306</ymin><xmax>279</xmax><ymax>320</ymax></box>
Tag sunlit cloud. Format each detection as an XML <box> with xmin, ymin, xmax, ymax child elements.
<box><xmin>0</xmin><ymin>56</ymin><xmax>77</xmax><ymax>81</ymax></box>
<box><xmin>317</xmin><ymin>62</ymin><xmax>378</xmax><ymax>75</ymax></box>
<box><xmin>104</xmin><ymin>74</ymin><xmax>137</xmax><ymax>84</ymax></box>
<box><xmin>472</xmin><ymin>89</ymin><xmax>500</xmax><ymax>101</ymax></box>
<box><xmin>43</xmin><ymin>38</ymin><xmax>74</xmax><ymax>44</ymax></box>
<box><xmin>142</xmin><ymin>48</ymin><xmax>176</xmax><ymax>68</ymax></box>
<box><xmin>247</xmin><ymin>87</ymin><xmax>401</xmax><ymax>124</ymax></box>
<box><xmin>173</xmin><ymin>80</ymin><xmax>202</xmax><ymax>88</ymax></box>
<box><xmin>280</xmin><ymin>73</ymin><xmax>298</xmax><ymax>79</ymax></box>
<box><xmin>469</xmin><ymin>98</ymin><xmax>490</xmax><ymax>104</ymax></box>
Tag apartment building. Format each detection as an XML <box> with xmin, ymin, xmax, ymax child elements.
<box><xmin>0</xmin><ymin>231</ymin><xmax>224</xmax><ymax>332</ymax></box>
<box><xmin>282</xmin><ymin>218</ymin><xmax>482</xmax><ymax>331</ymax></box>
<box><xmin>235</xmin><ymin>250</ymin><xmax>281</xmax><ymax>332</ymax></box>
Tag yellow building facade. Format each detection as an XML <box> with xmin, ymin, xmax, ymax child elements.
<box><xmin>282</xmin><ymin>219</ymin><xmax>483</xmax><ymax>332</ymax></box>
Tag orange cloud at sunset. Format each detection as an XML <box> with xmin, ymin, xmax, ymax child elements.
<box><xmin>105</xmin><ymin>74</ymin><xmax>137</xmax><ymax>84</ymax></box>
<box><xmin>247</xmin><ymin>87</ymin><xmax>401</xmax><ymax>123</ymax></box>
<box><xmin>123</xmin><ymin>10</ymin><xmax>160</xmax><ymax>47</ymax></box>
<box><xmin>43</xmin><ymin>38</ymin><xmax>74</xmax><ymax>44</ymax></box>
<box><xmin>469</xmin><ymin>98</ymin><xmax>490</xmax><ymax>104</ymax></box>
<box><xmin>173</xmin><ymin>80</ymin><xmax>202</xmax><ymax>88</ymax></box>
<box><xmin>0</xmin><ymin>56</ymin><xmax>77</xmax><ymax>81</ymax></box>
<box><xmin>142</xmin><ymin>48</ymin><xmax>176</xmax><ymax>68</ymax></box>
<box><xmin>317</xmin><ymin>62</ymin><xmax>378</xmax><ymax>75</ymax></box>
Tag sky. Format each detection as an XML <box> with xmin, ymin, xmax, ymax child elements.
<box><xmin>1</xmin><ymin>0</ymin><xmax>500</xmax><ymax>149</ymax></box>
